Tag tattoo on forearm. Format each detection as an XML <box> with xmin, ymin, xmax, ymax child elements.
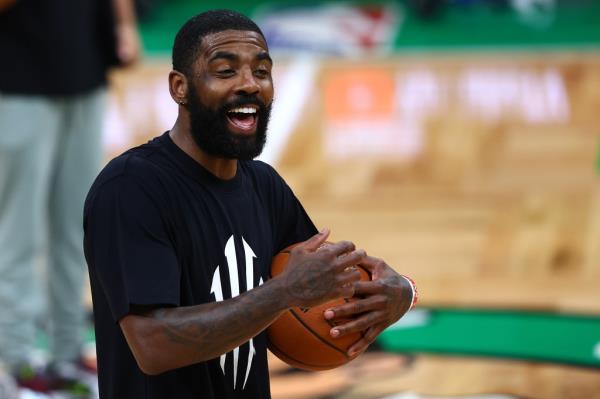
<box><xmin>150</xmin><ymin>287</ymin><xmax>282</xmax><ymax>357</ymax></box>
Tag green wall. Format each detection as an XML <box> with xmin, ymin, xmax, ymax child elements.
<box><xmin>139</xmin><ymin>0</ymin><xmax>600</xmax><ymax>56</ymax></box>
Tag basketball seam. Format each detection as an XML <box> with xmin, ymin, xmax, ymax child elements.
<box><xmin>268</xmin><ymin>341</ymin><xmax>342</xmax><ymax>370</ymax></box>
<box><xmin>288</xmin><ymin>308</ymin><xmax>350</xmax><ymax>358</ymax></box>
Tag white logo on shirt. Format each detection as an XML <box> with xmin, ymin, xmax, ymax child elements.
<box><xmin>210</xmin><ymin>235</ymin><xmax>263</xmax><ymax>390</ymax></box>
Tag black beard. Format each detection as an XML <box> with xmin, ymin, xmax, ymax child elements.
<box><xmin>186</xmin><ymin>86</ymin><xmax>271</xmax><ymax>160</ymax></box>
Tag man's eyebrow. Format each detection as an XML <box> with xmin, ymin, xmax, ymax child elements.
<box><xmin>208</xmin><ymin>51</ymin><xmax>238</xmax><ymax>63</ymax></box>
<box><xmin>207</xmin><ymin>50</ymin><xmax>273</xmax><ymax>65</ymax></box>
<box><xmin>257</xmin><ymin>52</ymin><xmax>273</xmax><ymax>64</ymax></box>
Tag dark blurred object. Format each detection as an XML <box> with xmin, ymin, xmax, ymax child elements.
<box><xmin>0</xmin><ymin>0</ymin><xmax>120</xmax><ymax>95</ymax></box>
<box><xmin>489</xmin><ymin>0</ymin><xmax>510</xmax><ymax>9</ymax></box>
<box><xmin>0</xmin><ymin>0</ymin><xmax>16</xmax><ymax>12</ymax></box>
<box><xmin>409</xmin><ymin>0</ymin><xmax>447</xmax><ymax>20</ymax></box>
<box><xmin>450</xmin><ymin>0</ymin><xmax>510</xmax><ymax>10</ymax></box>
<box><xmin>451</xmin><ymin>0</ymin><xmax>508</xmax><ymax>5</ymax></box>
<box><xmin>135</xmin><ymin>0</ymin><xmax>161</xmax><ymax>21</ymax></box>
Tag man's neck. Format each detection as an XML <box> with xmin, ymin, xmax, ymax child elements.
<box><xmin>169</xmin><ymin>121</ymin><xmax>238</xmax><ymax>181</ymax></box>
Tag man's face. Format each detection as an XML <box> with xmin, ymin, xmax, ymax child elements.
<box><xmin>186</xmin><ymin>30</ymin><xmax>274</xmax><ymax>160</ymax></box>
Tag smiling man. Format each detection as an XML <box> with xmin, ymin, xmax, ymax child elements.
<box><xmin>83</xmin><ymin>9</ymin><xmax>416</xmax><ymax>399</ymax></box>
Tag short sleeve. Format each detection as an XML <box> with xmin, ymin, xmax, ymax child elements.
<box><xmin>83</xmin><ymin>174</ymin><xmax>180</xmax><ymax>322</ymax></box>
<box><xmin>258</xmin><ymin>164</ymin><xmax>318</xmax><ymax>251</ymax></box>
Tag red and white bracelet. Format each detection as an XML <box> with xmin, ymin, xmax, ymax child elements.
<box><xmin>400</xmin><ymin>275</ymin><xmax>418</xmax><ymax>310</ymax></box>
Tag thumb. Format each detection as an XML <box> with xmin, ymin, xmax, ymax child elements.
<box><xmin>300</xmin><ymin>228</ymin><xmax>330</xmax><ymax>252</ymax></box>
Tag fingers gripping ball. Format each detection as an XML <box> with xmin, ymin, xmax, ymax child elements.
<box><xmin>267</xmin><ymin>244</ymin><xmax>371</xmax><ymax>371</ymax></box>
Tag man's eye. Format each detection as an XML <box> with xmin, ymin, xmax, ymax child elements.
<box><xmin>254</xmin><ymin>69</ymin><xmax>270</xmax><ymax>77</ymax></box>
<box><xmin>218</xmin><ymin>69</ymin><xmax>235</xmax><ymax>76</ymax></box>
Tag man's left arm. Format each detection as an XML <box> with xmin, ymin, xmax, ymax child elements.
<box><xmin>111</xmin><ymin>0</ymin><xmax>141</xmax><ymax>65</ymax></box>
<box><xmin>323</xmin><ymin>255</ymin><xmax>418</xmax><ymax>357</ymax></box>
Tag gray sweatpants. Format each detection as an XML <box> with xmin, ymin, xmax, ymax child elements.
<box><xmin>0</xmin><ymin>89</ymin><xmax>105</xmax><ymax>367</ymax></box>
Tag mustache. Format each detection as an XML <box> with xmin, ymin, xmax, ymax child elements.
<box><xmin>222</xmin><ymin>94</ymin><xmax>269</xmax><ymax>112</ymax></box>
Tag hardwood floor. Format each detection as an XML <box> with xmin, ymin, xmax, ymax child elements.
<box><xmin>270</xmin><ymin>352</ymin><xmax>600</xmax><ymax>399</ymax></box>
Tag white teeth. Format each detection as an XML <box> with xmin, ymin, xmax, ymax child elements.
<box><xmin>229</xmin><ymin>107</ymin><xmax>257</xmax><ymax>114</ymax></box>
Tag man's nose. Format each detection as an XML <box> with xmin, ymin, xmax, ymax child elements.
<box><xmin>235</xmin><ymin>67</ymin><xmax>260</xmax><ymax>95</ymax></box>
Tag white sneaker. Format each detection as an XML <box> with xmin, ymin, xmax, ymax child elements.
<box><xmin>19</xmin><ymin>388</ymin><xmax>53</xmax><ymax>399</ymax></box>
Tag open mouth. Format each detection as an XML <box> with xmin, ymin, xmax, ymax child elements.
<box><xmin>226</xmin><ymin>105</ymin><xmax>258</xmax><ymax>135</ymax></box>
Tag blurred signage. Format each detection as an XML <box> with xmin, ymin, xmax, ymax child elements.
<box><xmin>458</xmin><ymin>68</ymin><xmax>569</xmax><ymax>123</ymax></box>
<box><xmin>255</xmin><ymin>2</ymin><xmax>400</xmax><ymax>56</ymax></box>
<box><xmin>323</xmin><ymin>68</ymin><xmax>423</xmax><ymax>159</ymax></box>
<box><xmin>322</xmin><ymin>66</ymin><xmax>570</xmax><ymax>159</ymax></box>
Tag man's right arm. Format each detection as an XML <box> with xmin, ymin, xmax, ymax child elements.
<box><xmin>119</xmin><ymin>276</ymin><xmax>293</xmax><ymax>375</ymax></box>
<box><xmin>118</xmin><ymin>230</ymin><xmax>365</xmax><ymax>375</ymax></box>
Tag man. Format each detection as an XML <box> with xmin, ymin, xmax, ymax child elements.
<box><xmin>0</xmin><ymin>0</ymin><xmax>139</xmax><ymax>396</ymax></box>
<box><xmin>83</xmin><ymin>9</ymin><xmax>417</xmax><ymax>399</ymax></box>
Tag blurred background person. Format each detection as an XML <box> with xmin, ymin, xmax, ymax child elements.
<box><xmin>0</xmin><ymin>0</ymin><xmax>140</xmax><ymax>396</ymax></box>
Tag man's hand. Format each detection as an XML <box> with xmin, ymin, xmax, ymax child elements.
<box><xmin>278</xmin><ymin>229</ymin><xmax>367</xmax><ymax>308</ymax></box>
<box><xmin>115</xmin><ymin>23</ymin><xmax>141</xmax><ymax>66</ymax></box>
<box><xmin>323</xmin><ymin>255</ymin><xmax>417</xmax><ymax>357</ymax></box>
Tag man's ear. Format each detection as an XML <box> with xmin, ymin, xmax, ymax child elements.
<box><xmin>169</xmin><ymin>70</ymin><xmax>188</xmax><ymax>106</ymax></box>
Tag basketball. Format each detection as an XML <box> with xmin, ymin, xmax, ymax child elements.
<box><xmin>267</xmin><ymin>244</ymin><xmax>371</xmax><ymax>371</ymax></box>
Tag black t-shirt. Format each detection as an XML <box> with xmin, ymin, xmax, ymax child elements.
<box><xmin>0</xmin><ymin>0</ymin><xmax>117</xmax><ymax>96</ymax></box>
<box><xmin>83</xmin><ymin>132</ymin><xmax>317</xmax><ymax>399</ymax></box>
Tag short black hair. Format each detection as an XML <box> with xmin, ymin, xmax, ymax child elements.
<box><xmin>172</xmin><ymin>9</ymin><xmax>266</xmax><ymax>77</ymax></box>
